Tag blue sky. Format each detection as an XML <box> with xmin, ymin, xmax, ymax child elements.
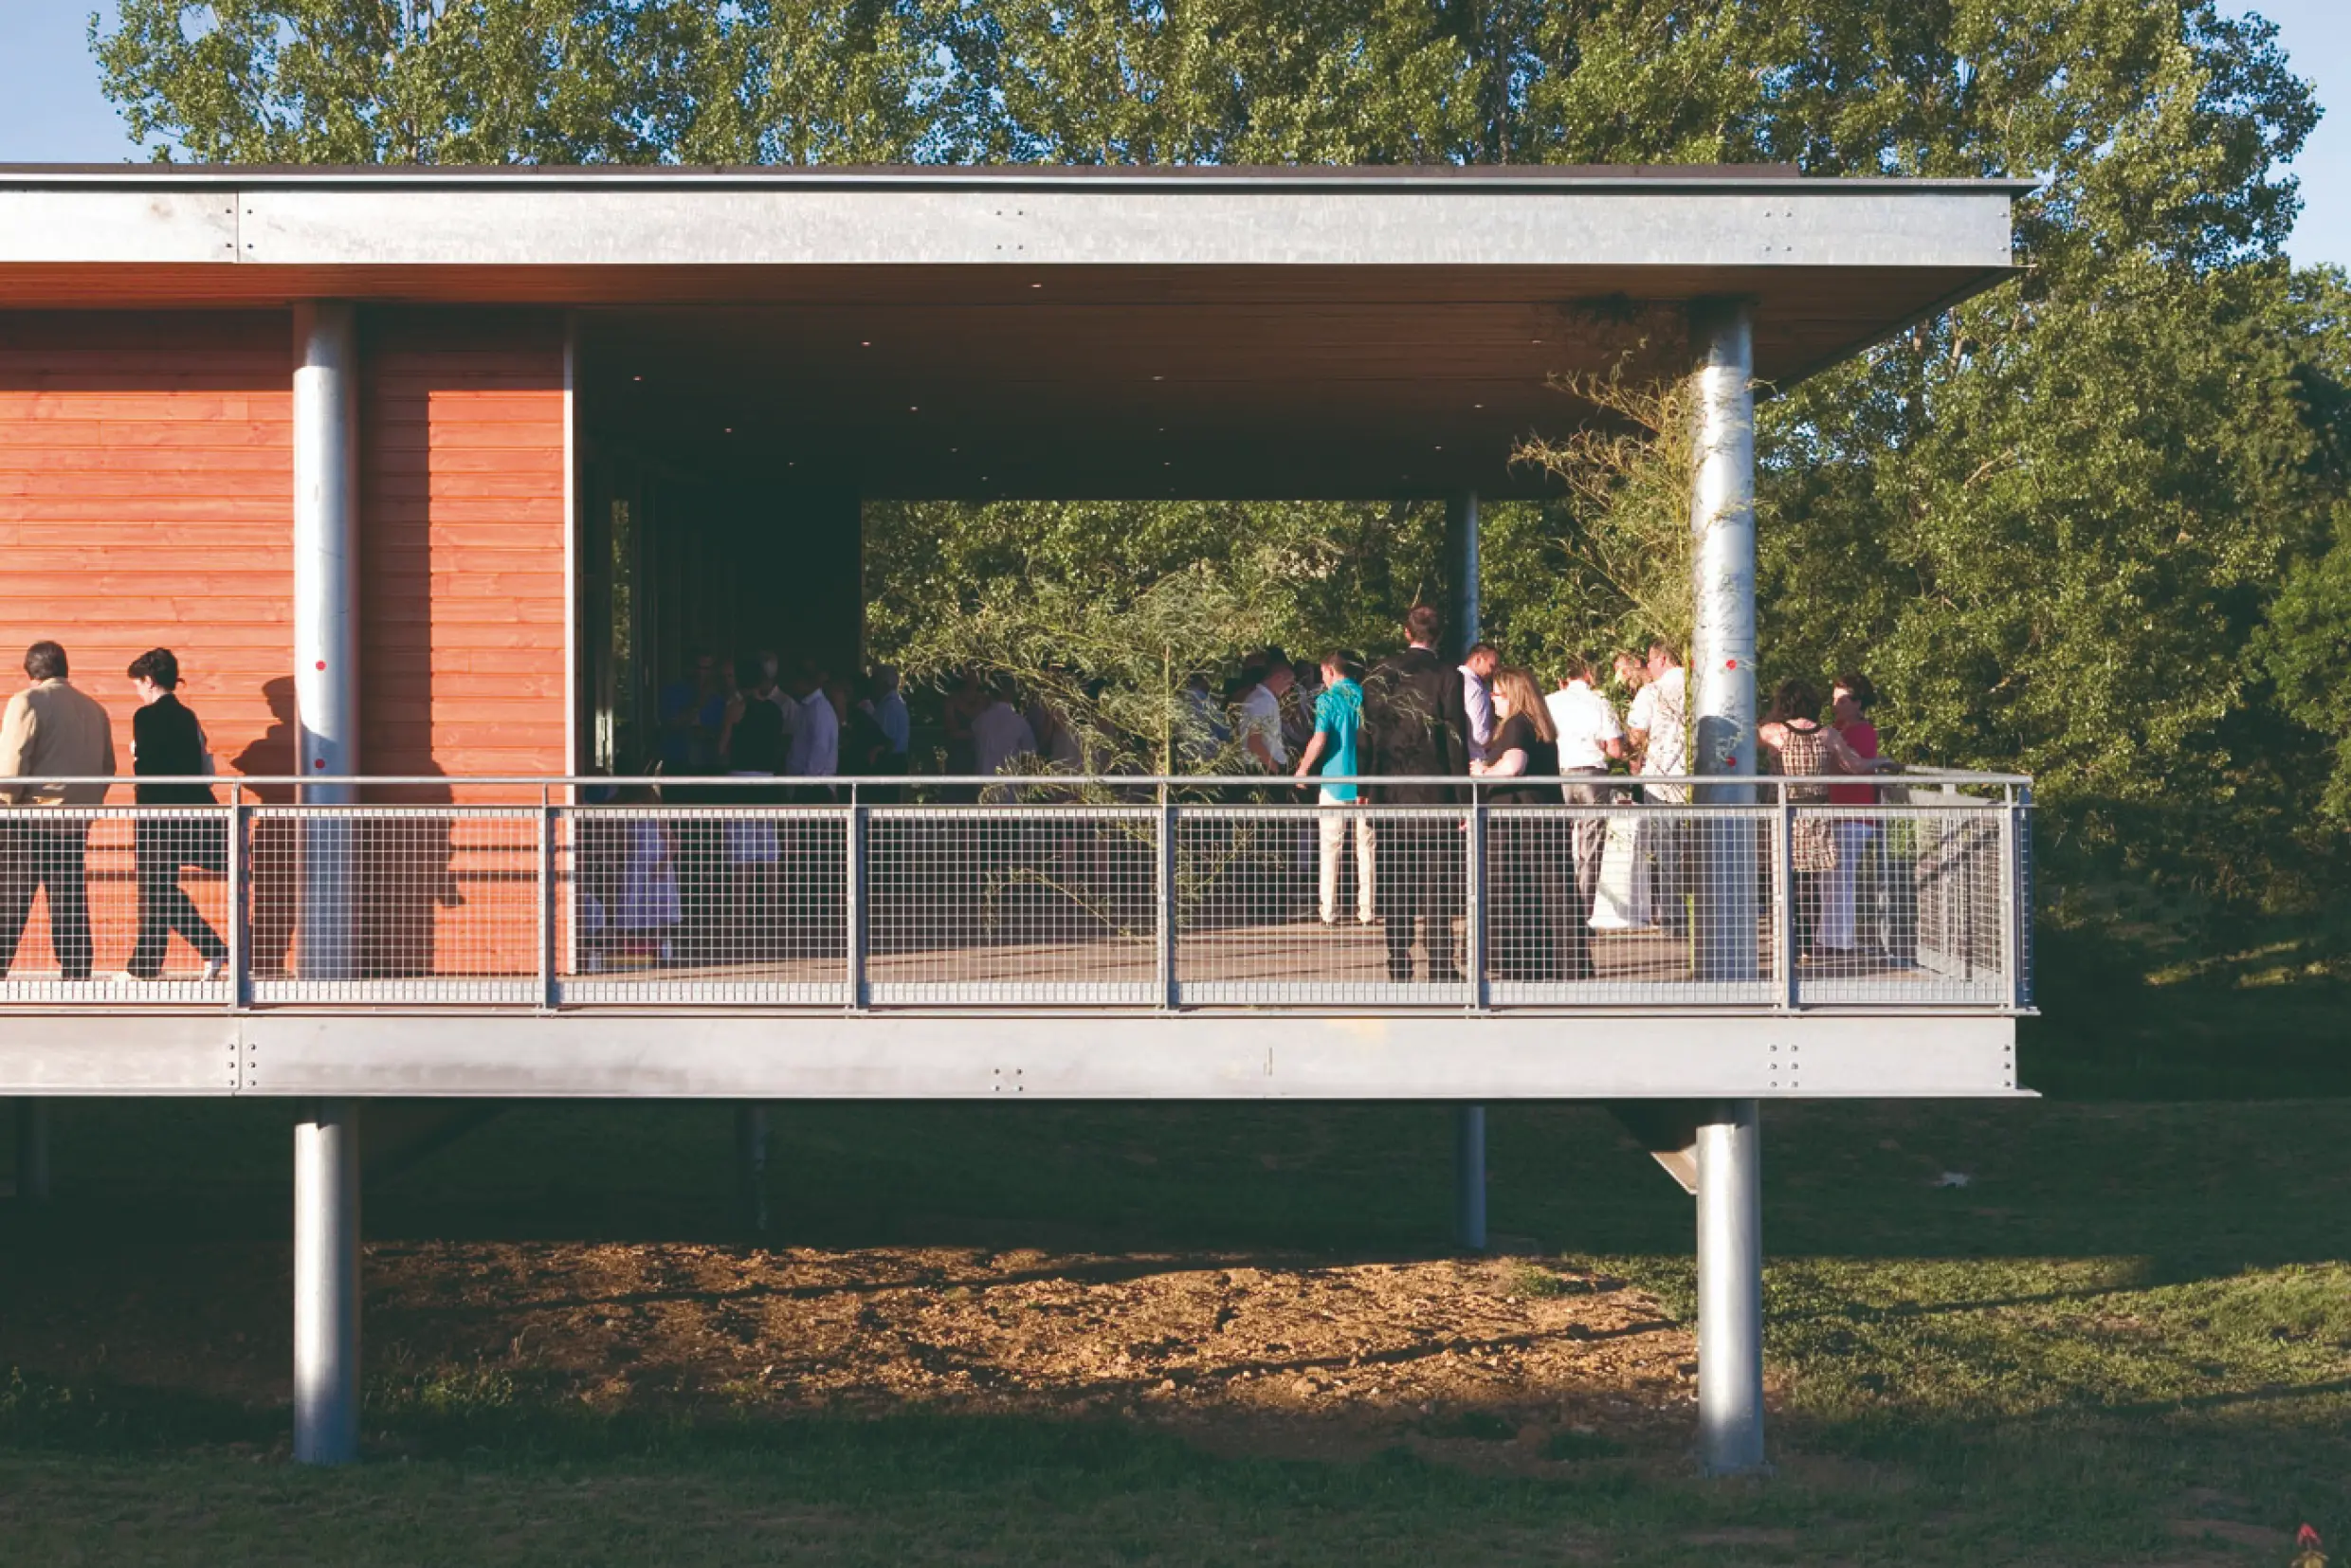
<box><xmin>0</xmin><ymin>0</ymin><xmax>2344</xmax><ymax>267</ymax></box>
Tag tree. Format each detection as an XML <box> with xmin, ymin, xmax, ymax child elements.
<box><xmin>90</xmin><ymin>0</ymin><xmax>2346</xmax><ymax>910</ymax></box>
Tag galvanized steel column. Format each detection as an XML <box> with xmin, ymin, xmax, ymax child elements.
<box><xmin>1688</xmin><ymin>300</ymin><xmax>1759</xmax><ymax>981</ymax></box>
<box><xmin>293</xmin><ymin>301</ymin><xmax>359</xmax><ymax>980</ymax></box>
<box><xmin>1443</xmin><ymin>492</ymin><xmax>1479</xmax><ymax>656</ymax></box>
<box><xmin>1444</xmin><ymin>491</ymin><xmax>1486</xmax><ymax>1251</ymax></box>
<box><xmin>1689</xmin><ymin>303</ymin><xmax>1767</xmax><ymax>1472</ymax></box>
<box><xmin>293</xmin><ymin>1099</ymin><xmax>361</xmax><ymax>1464</ymax></box>
<box><xmin>291</xmin><ymin>305</ymin><xmax>362</xmax><ymax>1466</ymax></box>
<box><xmin>1695</xmin><ymin>1098</ymin><xmax>1765</xmax><ymax>1473</ymax></box>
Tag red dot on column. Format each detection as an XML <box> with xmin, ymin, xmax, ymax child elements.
<box><xmin>314</xmin><ymin>758</ymin><xmax>325</xmax><ymax>769</ymax></box>
<box><xmin>1726</xmin><ymin>658</ymin><xmax>1738</xmax><ymax>669</ymax></box>
<box><xmin>315</xmin><ymin>660</ymin><xmax>326</xmax><ymax>671</ymax></box>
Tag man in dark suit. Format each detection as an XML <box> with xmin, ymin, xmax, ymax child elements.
<box><xmin>1361</xmin><ymin>605</ymin><xmax>1472</xmax><ymax>983</ymax></box>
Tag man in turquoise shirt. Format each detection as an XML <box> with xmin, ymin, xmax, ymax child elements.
<box><xmin>1292</xmin><ymin>650</ymin><xmax>1375</xmax><ymax>924</ymax></box>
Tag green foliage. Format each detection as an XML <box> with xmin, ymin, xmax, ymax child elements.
<box><xmin>86</xmin><ymin>0</ymin><xmax>2351</xmax><ymax>921</ymax></box>
<box><xmin>2259</xmin><ymin>497</ymin><xmax>2351</xmax><ymax>821</ymax></box>
<box><xmin>867</xmin><ymin>497</ymin><xmax>1449</xmax><ymax>768</ymax></box>
<box><xmin>1511</xmin><ymin>361</ymin><xmax>1699</xmax><ymax>664</ymax></box>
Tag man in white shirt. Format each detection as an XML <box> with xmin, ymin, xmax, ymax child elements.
<box><xmin>1625</xmin><ymin>641</ymin><xmax>1689</xmax><ymax>932</ymax></box>
<box><xmin>1626</xmin><ymin>641</ymin><xmax>1688</xmax><ymax>802</ymax></box>
<box><xmin>784</xmin><ymin>662</ymin><xmax>839</xmax><ymax>782</ymax></box>
<box><xmin>1546</xmin><ymin>660</ymin><xmax>1626</xmax><ymax>776</ymax></box>
<box><xmin>1236</xmin><ymin>657</ymin><xmax>1292</xmax><ymax>770</ymax></box>
<box><xmin>1459</xmin><ymin>643</ymin><xmax>1499</xmax><ymax>764</ymax></box>
<box><xmin>1545</xmin><ymin>656</ymin><xmax>1625</xmax><ymax>979</ymax></box>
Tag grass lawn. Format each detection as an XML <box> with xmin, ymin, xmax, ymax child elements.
<box><xmin>0</xmin><ymin>1079</ymin><xmax>2343</xmax><ymax>1566</ymax></box>
<box><xmin>0</xmin><ymin>907</ymin><xmax>2344</xmax><ymax>1565</ymax></box>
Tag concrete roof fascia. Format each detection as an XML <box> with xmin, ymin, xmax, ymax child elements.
<box><xmin>0</xmin><ymin>183</ymin><xmax>2019</xmax><ymax>274</ymax></box>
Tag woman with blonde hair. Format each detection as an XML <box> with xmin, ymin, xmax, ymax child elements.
<box><xmin>1473</xmin><ymin>665</ymin><xmax>1568</xmax><ymax>981</ymax></box>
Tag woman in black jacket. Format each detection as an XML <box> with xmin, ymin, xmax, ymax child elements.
<box><xmin>124</xmin><ymin>647</ymin><xmax>228</xmax><ymax>982</ymax></box>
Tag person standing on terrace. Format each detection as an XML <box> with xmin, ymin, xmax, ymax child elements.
<box><xmin>783</xmin><ymin>659</ymin><xmax>840</xmax><ymax>789</ymax></box>
<box><xmin>1544</xmin><ymin>655</ymin><xmax>1624</xmax><ymax>980</ymax></box>
<box><xmin>122</xmin><ymin>647</ymin><xmax>228</xmax><ymax>984</ymax></box>
<box><xmin>868</xmin><ymin>665</ymin><xmax>911</xmax><ymax>758</ymax></box>
<box><xmin>1474</xmin><ymin>666</ymin><xmax>1569</xmax><ymax>981</ymax></box>
<box><xmin>1627</xmin><ymin>640</ymin><xmax>1690</xmax><ymax>934</ymax></box>
<box><xmin>1292</xmin><ymin>649</ymin><xmax>1374</xmax><ymax>926</ymax></box>
<box><xmin>1362</xmin><ymin>606</ymin><xmax>1471</xmax><ymax>984</ymax></box>
<box><xmin>0</xmin><ymin>641</ymin><xmax>115</xmax><ymax>982</ymax></box>
<box><xmin>1459</xmin><ymin>643</ymin><xmax>1500</xmax><ymax>764</ymax></box>
<box><xmin>1236</xmin><ymin>654</ymin><xmax>1292</xmax><ymax>772</ymax></box>
<box><xmin>1820</xmin><ymin>672</ymin><xmax>1888</xmax><ymax>962</ymax></box>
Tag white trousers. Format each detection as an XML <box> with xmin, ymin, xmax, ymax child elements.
<box><xmin>1316</xmin><ymin>798</ymin><xmax>1376</xmax><ymax>923</ymax></box>
<box><xmin>1818</xmin><ymin>821</ymin><xmax>1878</xmax><ymax>951</ymax></box>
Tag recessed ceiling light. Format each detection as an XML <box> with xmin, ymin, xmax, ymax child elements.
<box><xmin>1473</xmin><ymin>403</ymin><xmax>1484</xmax><ymax>410</ymax></box>
<box><xmin>1030</xmin><ymin>283</ymin><xmax>1042</xmax><ymax>289</ymax></box>
<box><xmin>909</xmin><ymin>406</ymin><xmax>919</xmax><ymax>412</ymax></box>
<box><xmin>632</xmin><ymin>374</ymin><xmax>643</xmax><ymax>382</ymax></box>
<box><xmin>724</xmin><ymin>427</ymin><xmax>734</xmax><ymax>434</ymax></box>
<box><xmin>861</xmin><ymin>340</ymin><xmax>871</xmax><ymax>347</ymax></box>
<box><xmin>1152</xmin><ymin>375</ymin><xmax>1163</xmax><ymax>381</ymax></box>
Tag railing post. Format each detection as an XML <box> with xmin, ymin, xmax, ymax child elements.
<box><xmin>538</xmin><ymin>785</ymin><xmax>557</xmax><ymax>1012</ymax></box>
<box><xmin>1465</xmin><ymin>787</ymin><xmax>1487</xmax><ymax>1010</ymax></box>
<box><xmin>227</xmin><ymin>781</ymin><xmax>249</xmax><ymax>1012</ymax></box>
<box><xmin>1775</xmin><ymin>784</ymin><xmax>1796</xmax><ymax>1012</ymax></box>
<box><xmin>2012</xmin><ymin>782</ymin><xmax>2034</xmax><ymax>1009</ymax></box>
<box><xmin>846</xmin><ymin>797</ymin><xmax>867</xmax><ymax>1011</ymax></box>
<box><xmin>1157</xmin><ymin>786</ymin><xmax>1177</xmax><ymax>1011</ymax></box>
<box><xmin>1998</xmin><ymin>784</ymin><xmax>2020</xmax><ymax>1006</ymax></box>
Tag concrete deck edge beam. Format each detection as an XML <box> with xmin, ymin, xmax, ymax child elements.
<box><xmin>0</xmin><ymin>1012</ymin><xmax>2019</xmax><ymax>1098</ymax></box>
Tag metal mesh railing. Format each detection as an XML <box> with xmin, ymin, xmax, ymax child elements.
<box><xmin>0</xmin><ymin>774</ymin><xmax>2030</xmax><ymax>1013</ymax></box>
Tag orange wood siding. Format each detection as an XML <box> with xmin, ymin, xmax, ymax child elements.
<box><xmin>0</xmin><ymin>308</ymin><xmax>569</xmax><ymax>981</ymax></box>
<box><xmin>0</xmin><ymin>310</ymin><xmax>296</xmax><ymax>776</ymax></box>
<box><xmin>358</xmin><ymin>311</ymin><xmax>568</xmax><ymax>979</ymax></box>
<box><xmin>361</xmin><ymin>309</ymin><xmax>568</xmax><ymax>780</ymax></box>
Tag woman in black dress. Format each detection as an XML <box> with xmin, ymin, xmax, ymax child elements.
<box><xmin>1474</xmin><ymin>666</ymin><xmax>1569</xmax><ymax>982</ymax></box>
<box><xmin>123</xmin><ymin>647</ymin><xmax>228</xmax><ymax>982</ymax></box>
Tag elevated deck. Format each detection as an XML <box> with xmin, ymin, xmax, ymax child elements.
<box><xmin>0</xmin><ymin>772</ymin><xmax>2029</xmax><ymax>1100</ymax></box>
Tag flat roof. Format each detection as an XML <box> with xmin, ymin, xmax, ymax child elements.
<box><xmin>0</xmin><ymin>165</ymin><xmax>2023</xmax><ymax>499</ymax></box>
<box><xmin>0</xmin><ymin>161</ymin><xmax>2032</xmax><ymax>189</ymax></box>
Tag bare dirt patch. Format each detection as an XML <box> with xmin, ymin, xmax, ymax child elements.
<box><xmin>0</xmin><ymin>1236</ymin><xmax>1703</xmax><ymax>1468</ymax></box>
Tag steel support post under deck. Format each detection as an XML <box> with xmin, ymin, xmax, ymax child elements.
<box><xmin>1444</xmin><ymin>490</ymin><xmax>1486</xmax><ymax>1250</ymax></box>
<box><xmin>736</xmin><ymin>1103</ymin><xmax>771</xmax><ymax>1232</ymax></box>
<box><xmin>293</xmin><ymin>301</ymin><xmax>360</xmax><ymax>980</ymax></box>
<box><xmin>12</xmin><ymin>1101</ymin><xmax>48</xmax><ymax>1202</ymax></box>
<box><xmin>1452</xmin><ymin>1103</ymin><xmax>1487</xmax><ymax>1250</ymax></box>
<box><xmin>1695</xmin><ymin>1098</ymin><xmax>1765</xmax><ymax>1473</ymax></box>
<box><xmin>293</xmin><ymin>1099</ymin><xmax>361</xmax><ymax>1465</ymax></box>
<box><xmin>1688</xmin><ymin>300</ymin><xmax>1759</xmax><ymax>979</ymax></box>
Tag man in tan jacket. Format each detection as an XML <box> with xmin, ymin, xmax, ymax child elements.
<box><xmin>0</xmin><ymin>642</ymin><xmax>117</xmax><ymax>980</ymax></box>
